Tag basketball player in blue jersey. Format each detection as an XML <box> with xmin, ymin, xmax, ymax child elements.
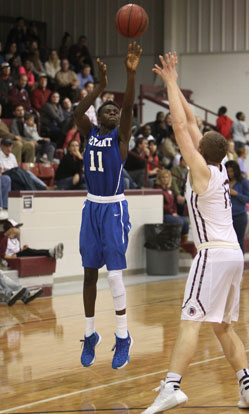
<box><xmin>74</xmin><ymin>42</ymin><xmax>142</xmax><ymax>370</ymax></box>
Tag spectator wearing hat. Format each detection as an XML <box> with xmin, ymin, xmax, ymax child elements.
<box><xmin>31</xmin><ymin>73</ymin><xmax>51</xmax><ymax>111</ymax></box>
<box><xmin>10</xmin><ymin>104</ymin><xmax>35</xmax><ymax>162</ymax></box>
<box><xmin>0</xmin><ymin>62</ymin><xmax>14</xmax><ymax>117</ymax></box>
<box><xmin>0</xmin><ymin>269</ymin><xmax>43</xmax><ymax>306</ymax></box>
<box><xmin>8</xmin><ymin>74</ymin><xmax>33</xmax><ymax>113</ymax></box>
<box><xmin>0</xmin><ymin>219</ymin><xmax>64</xmax><ymax>261</ymax></box>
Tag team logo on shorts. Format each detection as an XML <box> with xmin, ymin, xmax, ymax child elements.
<box><xmin>188</xmin><ymin>306</ymin><xmax>197</xmax><ymax>316</ymax></box>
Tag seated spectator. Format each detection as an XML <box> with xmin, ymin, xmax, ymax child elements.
<box><xmin>62</xmin><ymin>119</ymin><xmax>81</xmax><ymax>150</ymax></box>
<box><xmin>85</xmin><ymin>80</ymin><xmax>94</xmax><ymax>95</ymax></box>
<box><xmin>0</xmin><ymin>41</ymin><xmax>5</xmax><ymax>65</ymax></box>
<box><xmin>54</xmin><ymin>139</ymin><xmax>86</xmax><ymax>190</ymax></box>
<box><xmin>31</xmin><ymin>73</ymin><xmax>51</xmax><ymax>111</ymax></box>
<box><xmin>44</xmin><ymin>49</ymin><xmax>61</xmax><ymax>87</ymax></box>
<box><xmin>231</xmin><ymin>111</ymin><xmax>249</xmax><ymax>150</ymax></box>
<box><xmin>0</xmin><ymin>137</ymin><xmax>46</xmax><ymax>190</ymax></box>
<box><xmin>216</xmin><ymin>106</ymin><xmax>233</xmax><ymax>140</ymax></box>
<box><xmin>123</xmin><ymin>169</ymin><xmax>139</xmax><ymax>189</ymax></box>
<box><xmin>160</xmin><ymin>131</ymin><xmax>179</xmax><ymax>169</ymax></box>
<box><xmin>226</xmin><ymin>140</ymin><xmax>238</xmax><ymax>162</ymax></box>
<box><xmin>77</xmin><ymin>64</ymin><xmax>94</xmax><ymax>89</ymax></box>
<box><xmin>0</xmin><ymin>62</ymin><xmax>14</xmax><ymax>117</ymax></box>
<box><xmin>73</xmin><ymin>88</ymin><xmax>97</xmax><ymax>125</ymax></box>
<box><xmin>237</xmin><ymin>147</ymin><xmax>249</xmax><ymax>179</ymax></box>
<box><xmin>95</xmin><ymin>91</ymin><xmax>115</xmax><ymax>112</ymax></box>
<box><xmin>138</xmin><ymin>123</ymin><xmax>155</xmax><ymax>142</ymax></box>
<box><xmin>164</xmin><ymin>112</ymin><xmax>173</xmax><ymax>136</ymax></box>
<box><xmin>40</xmin><ymin>91</ymin><xmax>65</xmax><ymax>145</ymax></box>
<box><xmin>10</xmin><ymin>104</ymin><xmax>35</xmax><ymax>162</ymax></box>
<box><xmin>58</xmin><ymin>32</ymin><xmax>71</xmax><ymax>60</ymax></box>
<box><xmin>55</xmin><ymin>58</ymin><xmax>79</xmax><ymax>101</ymax></box>
<box><xmin>0</xmin><ymin>219</ymin><xmax>64</xmax><ymax>260</ymax></box>
<box><xmin>24</xmin><ymin>113</ymin><xmax>55</xmax><ymax>163</ymax></box>
<box><xmin>4</xmin><ymin>42</ymin><xmax>22</xmax><ymax>66</ymax></box>
<box><xmin>171</xmin><ymin>156</ymin><xmax>188</xmax><ymax>216</ymax></box>
<box><xmin>125</xmin><ymin>136</ymin><xmax>148</xmax><ymax>187</ymax></box>
<box><xmin>8</xmin><ymin>74</ymin><xmax>33</xmax><ymax>113</ymax></box>
<box><xmin>0</xmin><ymin>103</ymin><xmax>31</xmax><ymax>163</ymax></box>
<box><xmin>147</xmin><ymin>139</ymin><xmax>159</xmax><ymax>187</ymax></box>
<box><xmin>68</xmin><ymin>35</ymin><xmax>94</xmax><ymax>74</ymax></box>
<box><xmin>9</xmin><ymin>55</ymin><xmax>20</xmax><ymax>82</ymax></box>
<box><xmin>0</xmin><ymin>269</ymin><xmax>43</xmax><ymax>306</ymax></box>
<box><xmin>149</xmin><ymin>111</ymin><xmax>168</xmax><ymax>146</ymax></box>
<box><xmin>29</xmin><ymin>41</ymin><xmax>46</xmax><ymax>77</ymax></box>
<box><xmin>6</xmin><ymin>17</ymin><xmax>28</xmax><ymax>55</ymax></box>
<box><xmin>225</xmin><ymin>160</ymin><xmax>249</xmax><ymax>253</ymax></box>
<box><xmin>155</xmin><ymin>168</ymin><xmax>189</xmax><ymax>245</ymax></box>
<box><xmin>0</xmin><ymin>165</ymin><xmax>11</xmax><ymax>220</ymax></box>
<box><xmin>18</xmin><ymin>58</ymin><xmax>35</xmax><ymax>88</ymax></box>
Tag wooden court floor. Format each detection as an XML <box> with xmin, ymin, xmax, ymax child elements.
<box><xmin>1</xmin><ymin>271</ymin><xmax>249</xmax><ymax>414</ymax></box>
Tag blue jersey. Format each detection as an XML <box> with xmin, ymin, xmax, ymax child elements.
<box><xmin>83</xmin><ymin>126</ymin><xmax>125</xmax><ymax>196</ymax></box>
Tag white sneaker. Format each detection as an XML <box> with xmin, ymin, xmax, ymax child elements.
<box><xmin>141</xmin><ymin>381</ymin><xmax>188</xmax><ymax>414</ymax></box>
<box><xmin>238</xmin><ymin>380</ymin><xmax>249</xmax><ymax>408</ymax></box>
<box><xmin>0</xmin><ymin>208</ymin><xmax>8</xmax><ymax>220</ymax></box>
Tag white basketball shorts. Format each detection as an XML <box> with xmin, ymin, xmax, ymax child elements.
<box><xmin>181</xmin><ymin>247</ymin><xmax>244</xmax><ymax>323</ymax></box>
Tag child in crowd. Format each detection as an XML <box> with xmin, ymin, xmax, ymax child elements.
<box><xmin>24</xmin><ymin>113</ymin><xmax>55</xmax><ymax>163</ymax></box>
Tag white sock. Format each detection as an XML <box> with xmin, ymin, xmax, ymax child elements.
<box><xmin>85</xmin><ymin>316</ymin><xmax>95</xmax><ymax>337</ymax></box>
<box><xmin>115</xmin><ymin>314</ymin><xmax>128</xmax><ymax>338</ymax></box>
<box><xmin>166</xmin><ymin>372</ymin><xmax>182</xmax><ymax>390</ymax></box>
<box><xmin>237</xmin><ymin>368</ymin><xmax>249</xmax><ymax>383</ymax></box>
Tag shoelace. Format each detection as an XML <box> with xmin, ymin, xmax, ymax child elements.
<box><xmin>80</xmin><ymin>337</ymin><xmax>92</xmax><ymax>351</ymax></box>
<box><xmin>153</xmin><ymin>380</ymin><xmax>166</xmax><ymax>392</ymax></box>
<box><xmin>111</xmin><ymin>338</ymin><xmax>128</xmax><ymax>356</ymax></box>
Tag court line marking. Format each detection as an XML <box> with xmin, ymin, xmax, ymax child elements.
<box><xmin>1</xmin><ymin>350</ymin><xmax>249</xmax><ymax>414</ymax></box>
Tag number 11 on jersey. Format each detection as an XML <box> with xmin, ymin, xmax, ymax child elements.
<box><xmin>90</xmin><ymin>150</ymin><xmax>104</xmax><ymax>172</ymax></box>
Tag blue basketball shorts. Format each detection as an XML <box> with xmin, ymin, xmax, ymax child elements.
<box><xmin>79</xmin><ymin>198</ymin><xmax>131</xmax><ymax>270</ymax></box>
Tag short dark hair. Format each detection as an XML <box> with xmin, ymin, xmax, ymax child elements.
<box><xmin>1</xmin><ymin>137</ymin><xmax>13</xmax><ymax>146</ymax></box>
<box><xmin>237</xmin><ymin>147</ymin><xmax>246</xmax><ymax>157</ymax></box>
<box><xmin>199</xmin><ymin>131</ymin><xmax>228</xmax><ymax>163</ymax></box>
<box><xmin>135</xmin><ymin>136</ymin><xmax>147</xmax><ymax>148</ymax></box>
<box><xmin>218</xmin><ymin>106</ymin><xmax>227</xmax><ymax>116</ymax></box>
<box><xmin>236</xmin><ymin>112</ymin><xmax>243</xmax><ymax>120</ymax></box>
<box><xmin>97</xmin><ymin>100</ymin><xmax>120</xmax><ymax>117</ymax></box>
<box><xmin>225</xmin><ymin>160</ymin><xmax>243</xmax><ymax>181</ymax></box>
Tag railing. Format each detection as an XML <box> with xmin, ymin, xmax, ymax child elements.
<box><xmin>139</xmin><ymin>84</ymin><xmax>217</xmax><ymax>129</ymax></box>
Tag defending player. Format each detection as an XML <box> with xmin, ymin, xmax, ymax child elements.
<box><xmin>74</xmin><ymin>42</ymin><xmax>142</xmax><ymax>370</ymax></box>
<box><xmin>141</xmin><ymin>53</ymin><xmax>248</xmax><ymax>413</ymax></box>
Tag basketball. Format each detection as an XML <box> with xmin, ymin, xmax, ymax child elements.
<box><xmin>115</xmin><ymin>4</ymin><xmax>149</xmax><ymax>38</ymax></box>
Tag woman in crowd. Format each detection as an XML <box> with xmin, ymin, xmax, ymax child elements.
<box><xmin>54</xmin><ymin>138</ymin><xmax>86</xmax><ymax>190</ymax></box>
<box><xmin>155</xmin><ymin>168</ymin><xmax>189</xmax><ymax>245</ymax></box>
<box><xmin>40</xmin><ymin>91</ymin><xmax>65</xmax><ymax>145</ymax></box>
<box><xmin>225</xmin><ymin>160</ymin><xmax>249</xmax><ymax>253</ymax></box>
<box><xmin>44</xmin><ymin>49</ymin><xmax>61</xmax><ymax>87</ymax></box>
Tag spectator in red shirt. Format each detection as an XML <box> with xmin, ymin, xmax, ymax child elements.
<box><xmin>31</xmin><ymin>73</ymin><xmax>51</xmax><ymax>111</ymax></box>
<box><xmin>8</xmin><ymin>74</ymin><xmax>32</xmax><ymax>112</ymax></box>
<box><xmin>155</xmin><ymin>168</ymin><xmax>189</xmax><ymax>243</ymax></box>
<box><xmin>216</xmin><ymin>106</ymin><xmax>233</xmax><ymax>140</ymax></box>
<box><xmin>18</xmin><ymin>59</ymin><xmax>35</xmax><ymax>88</ymax></box>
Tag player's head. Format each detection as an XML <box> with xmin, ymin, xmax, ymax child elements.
<box><xmin>199</xmin><ymin>131</ymin><xmax>228</xmax><ymax>164</ymax></box>
<box><xmin>97</xmin><ymin>101</ymin><xmax>120</xmax><ymax>128</ymax></box>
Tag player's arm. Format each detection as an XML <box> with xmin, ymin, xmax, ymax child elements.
<box><xmin>118</xmin><ymin>42</ymin><xmax>142</xmax><ymax>161</ymax></box>
<box><xmin>153</xmin><ymin>54</ymin><xmax>210</xmax><ymax>194</ymax></box>
<box><xmin>74</xmin><ymin>58</ymin><xmax>108</xmax><ymax>138</ymax></box>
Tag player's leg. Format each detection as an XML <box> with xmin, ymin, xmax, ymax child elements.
<box><xmin>141</xmin><ymin>320</ymin><xmax>200</xmax><ymax>414</ymax></box>
<box><xmin>213</xmin><ymin>322</ymin><xmax>249</xmax><ymax>408</ymax></box>
<box><xmin>103</xmin><ymin>200</ymin><xmax>132</xmax><ymax>369</ymax></box>
<box><xmin>81</xmin><ymin>267</ymin><xmax>101</xmax><ymax>367</ymax></box>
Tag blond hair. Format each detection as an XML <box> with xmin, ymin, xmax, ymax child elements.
<box><xmin>155</xmin><ymin>168</ymin><xmax>172</xmax><ymax>188</ymax></box>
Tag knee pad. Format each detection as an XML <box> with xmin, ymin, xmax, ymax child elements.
<box><xmin>107</xmin><ymin>270</ymin><xmax>126</xmax><ymax>311</ymax></box>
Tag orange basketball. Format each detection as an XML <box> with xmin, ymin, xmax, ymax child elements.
<box><xmin>115</xmin><ymin>3</ymin><xmax>149</xmax><ymax>38</ymax></box>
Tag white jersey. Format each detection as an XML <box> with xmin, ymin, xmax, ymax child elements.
<box><xmin>185</xmin><ymin>164</ymin><xmax>238</xmax><ymax>247</ymax></box>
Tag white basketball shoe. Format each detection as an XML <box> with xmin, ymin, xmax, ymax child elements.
<box><xmin>141</xmin><ymin>381</ymin><xmax>188</xmax><ymax>414</ymax></box>
<box><xmin>238</xmin><ymin>378</ymin><xmax>249</xmax><ymax>408</ymax></box>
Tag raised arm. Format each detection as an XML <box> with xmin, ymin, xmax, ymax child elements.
<box><xmin>119</xmin><ymin>42</ymin><xmax>142</xmax><ymax>161</ymax></box>
<box><xmin>74</xmin><ymin>58</ymin><xmax>108</xmax><ymax>138</ymax></box>
<box><xmin>153</xmin><ymin>53</ymin><xmax>210</xmax><ymax>194</ymax></box>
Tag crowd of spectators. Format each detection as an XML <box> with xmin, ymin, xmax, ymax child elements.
<box><xmin>0</xmin><ymin>17</ymin><xmax>249</xmax><ymax>248</ymax></box>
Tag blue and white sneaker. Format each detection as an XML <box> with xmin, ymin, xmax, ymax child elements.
<box><xmin>112</xmin><ymin>332</ymin><xmax>133</xmax><ymax>369</ymax></box>
<box><xmin>80</xmin><ymin>332</ymin><xmax>101</xmax><ymax>367</ymax></box>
